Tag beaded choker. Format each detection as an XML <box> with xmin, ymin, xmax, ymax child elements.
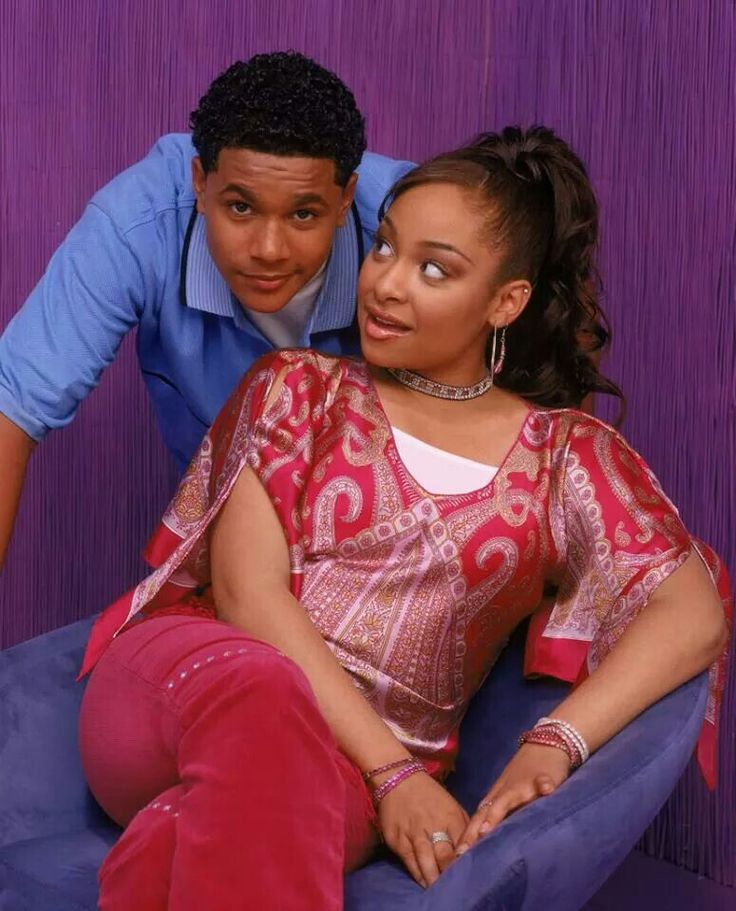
<box><xmin>386</xmin><ymin>367</ymin><xmax>494</xmax><ymax>401</ymax></box>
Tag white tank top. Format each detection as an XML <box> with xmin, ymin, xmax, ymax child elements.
<box><xmin>391</xmin><ymin>426</ymin><xmax>498</xmax><ymax>495</ymax></box>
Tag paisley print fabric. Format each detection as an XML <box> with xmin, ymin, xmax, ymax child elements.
<box><xmin>81</xmin><ymin>349</ymin><xmax>730</xmax><ymax>785</ymax></box>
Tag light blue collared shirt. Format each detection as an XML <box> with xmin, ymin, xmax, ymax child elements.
<box><xmin>0</xmin><ymin>134</ymin><xmax>413</xmax><ymax>469</ymax></box>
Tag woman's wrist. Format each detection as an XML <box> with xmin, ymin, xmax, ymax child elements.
<box><xmin>370</xmin><ymin>760</ymin><xmax>426</xmax><ymax>806</ymax></box>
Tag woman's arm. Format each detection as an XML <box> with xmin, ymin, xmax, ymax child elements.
<box><xmin>210</xmin><ymin>465</ymin><xmax>470</xmax><ymax>887</ymax></box>
<box><xmin>210</xmin><ymin>465</ymin><xmax>411</xmax><ymax>773</ymax></box>
<box><xmin>457</xmin><ymin>552</ymin><xmax>726</xmax><ymax>851</ymax></box>
<box><xmin>537</xmin><ymin>552</ymin><xmax>726</xmax><ymax>750</ymax></box>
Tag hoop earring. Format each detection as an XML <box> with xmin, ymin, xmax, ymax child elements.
<box><xmin>492</xmin><ymin>326</ymin><xmax>507</xmax><ymax>377</ymax></box>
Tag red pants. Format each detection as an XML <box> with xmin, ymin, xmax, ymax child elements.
<box><xmin>79</xmin><ymin>614</ymin><xmax>378</xmax><ymax>910</ymax></box>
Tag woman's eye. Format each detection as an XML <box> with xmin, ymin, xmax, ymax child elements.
<box><xmin>421</xmin><ymin>261</ymin><xmax>447</xmax><ymax>280</ymax></box>
<box><xmin>374</xmin><ymin>238</ymin><xmax>393</xmax><ymax>256</ymax></box>
<box><xmin>230</xmin><ymin>202</ymin><xmax>251</xmax><ymax>216</ymax></box>
<box><xmin>294</xmin><ymin>209</ymin><xmax>317</xmax><ymax>222</ymax></box>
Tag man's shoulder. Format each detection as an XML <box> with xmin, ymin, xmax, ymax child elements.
<box><xmin>89</xmin><ymin>133</ymin><xmax>197</xmax><ymax>234</ymax></box>
<box><xmin>354</xmin><ymin>150</ymin><xmax>415</xmax><ymax>232</ymax></box>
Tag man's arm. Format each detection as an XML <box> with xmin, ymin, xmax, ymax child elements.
<box><xmin>0</xmin><ymin>414</ymin><xmax>35</xmax><ymax>570</ymax></box>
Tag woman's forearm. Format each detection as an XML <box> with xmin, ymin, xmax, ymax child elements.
<box><xmin>210</xmin><ymin>466</ymin><xmax>411</xmax><ymax>775</ymax></box>
<box><xmin>216</xmin><ymin>584</ymin><xmax>412</xmax><ymax>772</ymax></box>
<box><xmin>544</xmin><ymin>553</ymin><xmax>727</xmax><ymax>752</ymax></box>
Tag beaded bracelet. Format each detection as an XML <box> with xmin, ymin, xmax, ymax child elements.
<box><xmin>371</xmin><ymin>761</ymin><xmax>425</xmax><ymax>806</ymax></box>
<box><xmin>537</xmin><ymin>717</ymin><xmax>590</xmax><ymax>763</ymax></box>
<box><xmin>362</xmin><ymin>758</ymin><xmax>413</xmax><ymax>782</ymax></box>
<box><xmin>519</xmin><ymin>727</ymin><xmax>583</xmax><ymax>768</ymax></box>
<box><xmin>519</xmin><ymin>717</ymin><xmax>590</xmax><ymax>770</ymax></box>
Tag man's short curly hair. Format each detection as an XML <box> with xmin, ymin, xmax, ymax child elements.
<box><xmin>190</xmin><ymin>52</ymin><xmax>367</xmax><ymax>186</ymax></box>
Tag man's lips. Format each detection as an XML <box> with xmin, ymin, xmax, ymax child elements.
<box><xmin>242</xmin><ymin>273</ymin><xmax>293</xmax><ymax>292</ymax></box>
<box><xmin>363</xmin><ymin>306</ymin><xmax>412</xmax><ymax>340</ymax></box>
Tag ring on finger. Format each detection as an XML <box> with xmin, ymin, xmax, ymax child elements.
<box><xmin>478</xmin><ymin>799</ymin><xmax>494</xmax><ymax>811</ymax></box>
<box><xmin>429</xmin><ymin>830</ymin><xmax>454</xmax><ymax>846</ymax></box>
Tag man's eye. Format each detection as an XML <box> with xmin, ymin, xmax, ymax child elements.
<box><xmin>230</xmin><ymin>202</ymin><xmax>251</xmax><ymax>216</ymax></box>
<box><xmin>294</xmin><ymin>210</ymin><xmax>317</xmax><ymax>222</ymax></box>
<box><xmin>421</xmin><ymin>261</ymin><xmax>447</xmax><ymax>280</ymax></box>
<box><xmin>374</xmin><ymin>238</ymin><xmax>393</xmax><ymax>256</ymax></box>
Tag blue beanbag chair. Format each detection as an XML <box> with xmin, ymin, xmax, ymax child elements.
<box><xmin>0</xmin><ymin>617</ymin><xmax>707</xmax><ymax>910</ymax></box>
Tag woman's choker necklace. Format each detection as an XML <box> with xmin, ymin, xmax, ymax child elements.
<box><xmin>386</xmin><ymin>367</ymin><xmax>494</xmax><ymax>401</ymax></box>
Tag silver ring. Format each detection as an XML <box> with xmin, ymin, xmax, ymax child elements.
<box><xmin>478</xmin><ymin>799</ymin><xmax>494</xmax><ymax>811</ymax></box>
<box><xmin>429</xmin><ymin>830</ymin><xmax>453</xmax><ymax>846</ymax></box>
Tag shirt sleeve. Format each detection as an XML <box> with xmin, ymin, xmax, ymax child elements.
<box><xmin>0</xmin><ymin>201</ymin><xmax>146</xmax><ymax>440</ymax></box>
<box><xmin>526</xmin><ymin>415</ymin><xmax>693</xmax><ymax>679</ymax></box>
<box><xmin>142</xmin><ymin>350</ymin><xmax>335</xmax><ymax>583</ymax></box>
<box><xmin>354</xmin><ymin>151</ymin><xmax>416</xmax><ymax>244</ymax></box>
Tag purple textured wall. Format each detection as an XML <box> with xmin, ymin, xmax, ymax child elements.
<box><xmin>1</xmin><ymin>0</ymin><xmax>733</xmax><ymax>886</ymax></box>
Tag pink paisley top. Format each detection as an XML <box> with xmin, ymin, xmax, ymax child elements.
<box><xmin>82</xmin><ymin>350</ymin><xmax>731</xmax><ymax>786</ymax></box>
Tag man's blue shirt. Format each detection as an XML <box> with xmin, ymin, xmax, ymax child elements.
<box><xmin>0</xmin><ymin>134</ymin><xmax>412</xmax><ymax>469</ymax></box>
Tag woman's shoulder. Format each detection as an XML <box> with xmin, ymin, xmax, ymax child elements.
<box><xmin>523</xmin><ymin>406</ymin><xmax>636</xmax><ymax>466</ymax></box>
<box><xmin>230</xmin><ymin>348</ymin><xmax>357</xmax><ymax>401</ymax></box>
<box><xmin>249</xmin><ymin>348</ymin><xmax>358</xmax><ymax>383</ymax></box>
<box><xmin>530</xmin><ymin>406</ymin><xmax>621</xmax><ymax>444</ymax></box>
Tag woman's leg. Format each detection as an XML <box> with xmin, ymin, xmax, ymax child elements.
<box><xmin>80</xmin><ymin>615</ymin><xmax>377</xmax><ymax>911</ymax></box>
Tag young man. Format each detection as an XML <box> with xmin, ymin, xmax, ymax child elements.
<box><xmin>0</xmin><ymin>52</ymin><xmax>412</xmax><ymax>569</ymax></box>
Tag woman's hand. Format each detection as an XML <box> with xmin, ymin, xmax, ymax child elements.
<box><xmin>455</xmin><ymin>743</ymin><xmax>570</xmax><ymax>855</ymax></box>
<box><xmin>378</xmin><ymin>772</ymin><xmax>469</xmax><ymax>888</ymax></box>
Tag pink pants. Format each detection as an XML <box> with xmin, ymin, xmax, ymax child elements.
<box><xmin>79</xmin><ymin>614</ymin><xmax>378</xmax><ymax>910</ymax></box>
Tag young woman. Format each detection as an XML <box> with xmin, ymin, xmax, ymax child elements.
<box><xmin>79</xmin><ymin>126</ymin><xmax>729</xmax><ymax>911</ymax></box>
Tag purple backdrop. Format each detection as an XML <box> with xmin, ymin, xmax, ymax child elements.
<box><xmin>1</xmin><ymin>0</ymin><xmax>733</xmax><ymax>887</ymax></box>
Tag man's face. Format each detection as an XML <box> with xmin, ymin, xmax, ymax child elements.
<box><xmin>193</xmin><ymin>149</ymin><xmax>357</xmax><ymax>313</ymax></box>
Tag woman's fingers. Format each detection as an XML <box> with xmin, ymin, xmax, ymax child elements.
<box><xmin>457</xmin><ymin>780</ymin><xmax>554</xmax><ymax>855</ymax></box>
<box><xmin>434</xmin><ymin>817</ymin><xmax>466</xmax><ymax>873</ymax></box>
<box><xmin>413</xmin><ymin>832</ymin><xmax>442</xmax><ymax>887</ymax></box>
<box><xmin>456</xmin><ymin>795</ymin><xmax>500</xmax><ymax>854</ymax></box>
<box><xmin>394</xmin><ymin>834</ymin><xmax>426</xmax><ymax>888</ymax></box>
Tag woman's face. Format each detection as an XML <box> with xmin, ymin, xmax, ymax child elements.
<box><xmin>357</xmin><ymin>182</ymin><xmax>521</xmax><ymax>385</ymax></box>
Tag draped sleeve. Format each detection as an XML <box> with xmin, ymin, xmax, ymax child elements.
<box><xmin>80</xmin><ymin>349</ymin><xmax>341</xmax><ymax>677</ymax></box>
<box><xmin>524</xmin><ymin>412</ymin><xmax>731</xmax><ymax>788</ymax></box>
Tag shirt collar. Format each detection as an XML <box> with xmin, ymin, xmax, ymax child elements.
<box><xmin>182</xmin><ymin>206</ymin><xmax>360</xmax><ymax>337</ymax></box>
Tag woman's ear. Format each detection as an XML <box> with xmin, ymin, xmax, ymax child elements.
<box><xmin>488</xmin><ymin>279</ymin><xmax>532</xmax><ymax>329</ymax></box>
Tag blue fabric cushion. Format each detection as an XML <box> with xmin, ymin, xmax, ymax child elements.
<box><xmin>0</xmin><ymin>829</ymin><xmax>118</xmax><ymax>911</ymax></box>
<box><xmin>0</xmin><ymin>617</ymin><xmax>707</xmax><ymax>910</ymax></box>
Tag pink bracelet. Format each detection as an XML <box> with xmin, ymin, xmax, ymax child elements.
<box><xmin>371</xmin><ymin>761</ymin><xmax>425</xmax><ymax>805</ymax></box>
<box><xmin>362</xmin><ymin>758</ymin><xmax>413</xmax><ymax>782</ymax></box>
<box><xmin>519</xmin><ymin>727</ymin><xmax>582</xmax><ymax>768</ymax></box>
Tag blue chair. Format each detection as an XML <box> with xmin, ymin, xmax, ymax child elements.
<box><xmin>0</xmin><ymin>617</ymin><xmax>707</xmax><ymax>910</ymax></box>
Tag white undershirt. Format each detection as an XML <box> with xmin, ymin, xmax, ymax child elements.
<box><xmin>246</xmin><ymin>261</ymin><xmax>328</xmax><ymax>347</ymax></box>
<box><xmin>391</xmin><ymin>427</ymin><xmax>498</xmax><ymax>495</ymax></box>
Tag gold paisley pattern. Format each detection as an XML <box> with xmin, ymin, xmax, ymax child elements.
<box><xmin>88</xmin><ymin>352</ymin><xmax>728</xmax><ymax>784</ymax></box>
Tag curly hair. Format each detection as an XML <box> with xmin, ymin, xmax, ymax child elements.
<box><xmin>381</xmin><ymin>126</ymin><xmax>623</xmax><ymax>412</ymax></box>
<box><xmin>190</xmin><ymin>52</ymin><xmax>366</xmax><ymax>186</ymax></box>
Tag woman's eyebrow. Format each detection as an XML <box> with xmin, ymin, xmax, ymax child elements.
<box><xmin>382</xmin><ymin>214</ymin><xmax>474</xmax><ymax>264</ymax></box>
<box><xmin>418</xmin><ymin>239</ymin><xmax>474</xmax><ymax>264</ymax></box>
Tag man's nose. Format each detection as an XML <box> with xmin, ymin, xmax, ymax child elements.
<box><xmin>250</xmin><ymin>218</ymin><xmax>289</xmax><ymax>263</ymax></box>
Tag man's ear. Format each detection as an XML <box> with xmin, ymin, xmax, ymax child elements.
<box><xmin>337</xmin><ymin>173</ymin><xmax>358</xmax><ymax>226</ymax></box>
<box><xmin>192</xmin><ymin>157</ymin><xmax>207</xmax><ymax>214</ymax></box>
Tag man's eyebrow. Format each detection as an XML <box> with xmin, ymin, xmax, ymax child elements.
<box><xmin>218</xmin><ymin>185</ymin><xmax>329</xmax><ymax>208</ymax></box>
<box><xmin>383</xmin><ymin>215</ymin><xmax>473</xmax><ymax>264</ymax></box>
<box><xmin>292</xmin><ymin>193</ymin><xmax>329</xmax><ymax>207</ymax></box>
<box><xmin>220</xmin><ymin>184</ymin><xmax>256</xmax><ymax>199</ymax></box>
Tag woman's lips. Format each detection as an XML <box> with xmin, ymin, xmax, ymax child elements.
<box><xmin>363</xmin><ymin>309</ymin><xmax>411</xmax><ymax>340</ymax></box>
